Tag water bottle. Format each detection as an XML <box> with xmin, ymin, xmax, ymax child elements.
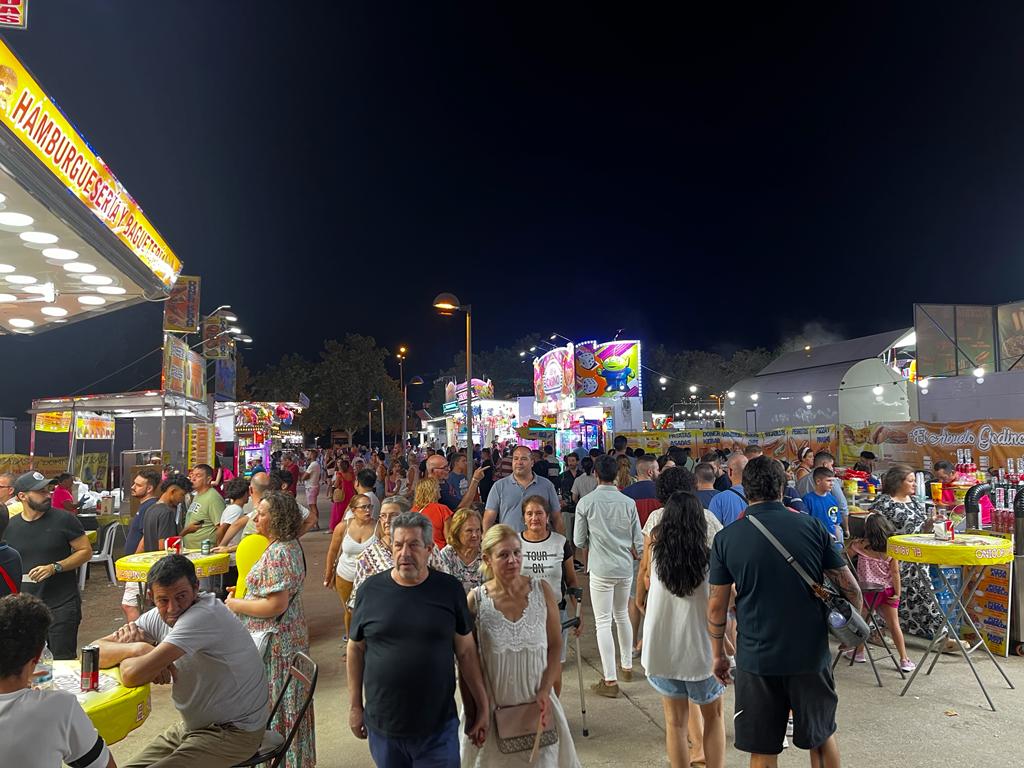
<box><xmin>828</xmin><ymin>605</ymin><xmax>850</xmax><ymax>629</ymax></box>
<box><xmin>34</xmin><ymin>643</ymin><xmax>53</xmax><ymax>689</ymax></box>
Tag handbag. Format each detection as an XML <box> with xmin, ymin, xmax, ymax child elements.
<box><xmin>746</xmin><ymin>514</ymin><xmax>871</xmax><ymax>647</ymax></box>
<box><xmin>470</xmin><ymin>586</ymin><xmax>558</xmax><ymax>759</ymax></box>
<box><xmin>333</xmin><ymin>486</ymin><xmax>346</xmax><ymax>503</ymax></box>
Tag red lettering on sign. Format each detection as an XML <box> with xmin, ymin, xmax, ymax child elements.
<box><xmin>10</xmin><ymin>90</ymin><xmax>31</xmax><ymax>124</ymax></box>
<box><xmin>20</xmin><ymin>103</ymin><xmax>38</xmax><ymax>134</ymax></box>
<box><xmin>44</xmin><ymin>125</ymin><xmax>62</xmax><ymax>156</ymax></box>
<box><xmin>31</xmin><ymin>113</ymin><xmax>53</xmax><ymax>145</ymax></box>
<box><xmin>84</xmin><ymin>169</ymin><xmax>99</xmax><ymax>198</ymax></box>
<box><xmin>59</xmin><ymin>144</ymin><xmax>77</xmax><ymax>174</ymax></box>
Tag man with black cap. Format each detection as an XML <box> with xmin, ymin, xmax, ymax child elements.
<box><xmin>4</xmin><ymin>471</ymin><xmax>93</xmax><ymax>658</ymax></box>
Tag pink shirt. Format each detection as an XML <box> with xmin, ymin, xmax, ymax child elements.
<box><xmin>51</xmin><ymin>485</ymin><xmax>75</xmax><ymax>513</ymax></box>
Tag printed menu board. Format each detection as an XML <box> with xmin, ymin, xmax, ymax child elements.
<box><xmin>962</xmin><ymin>536</ymin><xmax>1013</xmax><ymax>658</ymax></box>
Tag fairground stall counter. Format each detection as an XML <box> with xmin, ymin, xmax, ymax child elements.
<box><xmin>0</xmin><ymin>36</ymin><xmax>182</xmax><ymax>337</ymax></box>
<box><xmin>214</xmin><ymin>401</ymin><xmax>303</xmax><ymax>477</ymax></box>
<box><xmin>28</xmin><ymin>390</ymin><xmax>212</xmax><ymax>520</ymax></box>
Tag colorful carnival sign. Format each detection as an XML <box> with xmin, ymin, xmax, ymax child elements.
<box><xmin>202</xmin><ymin>312</ymin><xmax>231</xmax><ymax>359</ymax></box>
<box><xmin>0</xmin><ymin>453</ymin><xmax>107</xmax><ymax>479</ymax></box>
<box><xmin>0</xmin><ymin>1</ymin><xmax>28</xmax><ymax>30</ymax></box>
<box><xmin>838</xmin><ymin>420</ymin><xmax>1024</xmax><ymax>469</ymax></box>
<box><xmin>533</xmin><ymin>346</ymin><xmax>575</xmax><ymax>415</ymax></box>
<box><xmin>35</xmin><ymin>410</ymin><xmax>71</xmax><ymax>433</ymax></box>
<box><xmin>0</xmin><ymin>37</ymin><xmax>181</xmax><ymax>287</ymax></box>
<box><xmin>161</xmin><ymin>334</ymin><xmax>206</xmax><ymax>401</ymax></box>
<box><xmin>575</xmin><ymin>340</ymin><xmax>641</xmax><ymax>398</ymax></box>
<box><xmin>613</xmin><ymin>425</ymin><xmax>839</xmax><ymax>464</ymax></box>
<box><xmin>187</xmin><ymin>423</ymin><xmax>215</xmax><ymax>469</ymax></box>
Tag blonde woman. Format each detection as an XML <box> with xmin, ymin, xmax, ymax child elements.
<box><xmin>461</xmin><ymin>524</ymin><xmax>580</xmax><ymax>767</ymax></box>
<box><xmin>411</xmin><ymin>476</ymin><xmax>454</xmax><ymax>550</ymax></box>
<box><xmin>437</xmin><ymin>508</ymin><xmax>483</xmax><ymax>593</ymax></box>
<box><xmin>615</xmin><ymin>455</ymin><xmax>633</xmax><ymax>491</ymax></box>
<box><xmin>324</xmin><ymin>493</ymin><xmax>376</xmax><ymax>642</ymax></box>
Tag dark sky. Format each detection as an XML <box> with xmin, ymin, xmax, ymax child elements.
<box><xmin>3</xmin><ymin>3</ymin><xmax>1024</xmax><ymax>415</ymax></box>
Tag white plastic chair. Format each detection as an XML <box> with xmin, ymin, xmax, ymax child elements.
<box><xmin>78</xmin><ymin>523</ymin><xmax>118</xmax><ymax>590</ymax></box>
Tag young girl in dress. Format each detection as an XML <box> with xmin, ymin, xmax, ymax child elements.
<box><xmin>848</xmin><ymin>513</ymin><xmax>915</xmax><ymax>672</ymax></box>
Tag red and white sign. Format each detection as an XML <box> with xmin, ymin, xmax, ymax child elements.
<box><xmin>0</xmin><ymin>1</ymin><xmax>27</xmax><ymax>30</ymax></box>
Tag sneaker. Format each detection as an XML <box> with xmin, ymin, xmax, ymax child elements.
<box><xmin>842</xmin><ymin>648</ymin><xmax>866</xmax><ymax>663</ymax></box>
<box><xmin>619</xmin><ymin>668</ymin><xmax>634</xmax><ymax>682</ymax></box>
<box><xmin>786</xmin><ymin>717</ymin><xmax>794</xmax><ymax>737</ymax></box>
<box><xmin>900</xmin><ymin>658</ymin><xmax>917</xmax><ymax>672</ymax></box>
<box><xmin>591</xmin><ymin>680</ymin><xmax>619</xmax><ymax>698</ymax></box>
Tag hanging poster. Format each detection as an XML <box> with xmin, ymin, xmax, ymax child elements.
<box><xmin>203</xmin><ymin>313</ymin><xmax>231</xmax><ymax>359</ymax></box>
<box><xmin>533</xmin><ymin>347</ymin><xmax>575</xmax><ymax>415</ymax></box>
<box><xmin>187</xmin><ymin>423</ymin><xmax>215</xmax><ymax>469</ymax></box>
<box><xmin>215</xmin><ymin>358</ymin><xmax>236</xmax><ymax>402</ymax></box>
<box><xmin>74</xmin><ymin>412</ymin><xmax>115</xmax><ymax>440</ymax></box>
<box><xmin>162</xmin><ymin>334</ymin><xmax>206</xmax><ymax>401</ymax></box>
<box><xmin>839</xmin><ymin>420</ymin><xmax>1024</xmax><ymax>471</ymax></box>
<box><xmin>36</xmin><ymin>411</ymin><xmax>72</xmax><ymax>433</ymax></box>
<box><xmin>163</xmin><ymin>275</ymin><xmax>201</xmax><ymax>332</ymax></box>
<box><xmin>73</xmin><ymin>453</ymin><xmax>109</xmax><ymax>486</ymax></box>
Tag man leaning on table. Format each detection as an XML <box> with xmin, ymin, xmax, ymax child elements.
<box><xmin>0</xmin><ymin>593</ymin><xmax>115</xmax><ymax>768</ymax></box>
<box><xmin>94</xmin><ymin>554</ymin><xmax>269</xmax><ymax>768</ymax></box>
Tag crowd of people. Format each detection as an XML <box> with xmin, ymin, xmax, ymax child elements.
<box><xmin>0</xmin><ymin>435</ymin><xmax>958</xmax><ymax>768</ymax></box>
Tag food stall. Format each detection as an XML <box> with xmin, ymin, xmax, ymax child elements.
<box><xmin>0</xmin><ymin>36</ymin><xmax>182</xmax><ymax>337</ymax></box>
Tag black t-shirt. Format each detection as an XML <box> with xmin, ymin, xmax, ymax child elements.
<box><xmin>713</xmin><ymin>473</ymin><xmax>732</xmax><ymax>492</ymax></box>
<box><xmin>558</xmin><ymin>470</ymin><xmax>579</xmax><ymax>503</ymax></box>
<box><xmin>125</xmin><ymin>498</ymin><xmax>157</xmax><ymax>555</ymax></box>
<box><xmin>351</xmin><ymin>568</ymin><xmax>471</xmax><ymax>739</ymax></box>
<box><xmin>0</xmin><ymin>542</ymin><xmax>23</xmax><ymax>596</ymax></box>
<box><xmin>5</xmin><ymin>508</ymin><xmax>85</xmax><ymax>608</ymax></box>
<box><xmin>142</xmin><ymin>502</ymin><xmax>178</xmax><ymax>552</ymax></box>
<box><xmin>709</xmin><ymin>501</ymin><xmax>845</xmax><ymax>676</ymax></box>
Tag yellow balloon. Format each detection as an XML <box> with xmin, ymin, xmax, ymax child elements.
<box><xmin>234</xmin><ymin>534</ymin><xmax>269</xmax><ymax>599</ymax></box>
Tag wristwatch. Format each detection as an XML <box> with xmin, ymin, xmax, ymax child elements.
<box><xmin>52</xmin><ymin>562</ymin><xmax>63</xmax><ymax>573</ymax></box>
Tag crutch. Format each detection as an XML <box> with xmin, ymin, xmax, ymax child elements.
<box><xmin>561</xmin><ymin>585</ymin><xmax>589</xmax><ymax>737</ymax></box>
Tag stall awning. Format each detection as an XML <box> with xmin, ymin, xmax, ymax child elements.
<box><xmin>0</xmin><ymin>36</ymin><xmax>183</xmax><ymax>336</ymax></box>
<box><xmin>30</xmin><ymin>390</ymin><xmax>209</xmax><ymax>420</ymax></box>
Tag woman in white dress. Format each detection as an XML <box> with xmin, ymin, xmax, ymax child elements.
<box><xmin>461</xmin><ymin>524</ymin><xmax>580</xmax><ymax>767</ymax></box>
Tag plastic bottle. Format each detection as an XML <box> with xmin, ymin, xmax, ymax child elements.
<box><xmin>34</xmin><ymin>643</ymin><xmax>53</xmax><ymax>690</ymax></box>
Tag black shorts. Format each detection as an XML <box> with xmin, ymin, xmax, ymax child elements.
<box><xmin>733</xmin><ymin>666</ymin><xmax>837</xmax><ymax>755</ymax></box>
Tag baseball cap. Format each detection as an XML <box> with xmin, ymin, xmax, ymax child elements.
<box><xmin>860</xmin><ymin>450</ymin><xmax>877</xmax><ymax>460</ymax></box>
<box><xmin>14</xmin><ymin>471</ymin><xmax>51</xmax><ymax>494</ymax></box>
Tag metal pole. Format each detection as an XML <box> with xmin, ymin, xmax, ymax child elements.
<box><xmin>379</xmin><ymin>400</ymin><xmax>385</xmax><ymax>453</ymax></box>
<box><xmin>399</xmin><ymin>357</ymin><xmax>406</xmax><ymax>452</ymax></box>
<box><xmin>465</xmin><ymin>306</ymin><xmax>473</xmax><ymax>465</ymax></box>
<box><xmin>368</xmin><ymin>411</ymin><xmax>373</xmax><ymax>452</ymax></box>
<box><xmin>402</xmin><ymin>383</ymin><xmax>408</xmax><ymax>455</ymax></box>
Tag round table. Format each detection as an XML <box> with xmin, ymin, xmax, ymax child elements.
<box><xmin>53</xmin><ymin>660</ymin><xmax>150</xmax><ymax>745</ymax></box>
<box><xmin>887</xmin><ymin>533</ymin><xmax>1015</xmax><ymax>710</ymax></box>
<box><xmin>115</xmin><ymin>550</ymin><xmax>230</xmax><ymax>582</ymax></box>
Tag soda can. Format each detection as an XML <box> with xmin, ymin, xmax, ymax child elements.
<box><xmin>165</xmin><ymin>536</ymin><xmax>182</xmax><ymax>555</ymax></box>
<box><xmin>201</xmin><ymin>539</ymin><xmax>211</xmax><ymax>556</ymax></box>
<box><xmin>80</xmin><ymin>645</ymin><xmax>100</xmax><ymax>692</ymax></box>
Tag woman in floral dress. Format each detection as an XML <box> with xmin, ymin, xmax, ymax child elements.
<box><xmin>227</xmin><ymin>490</ymin><xmax>315</xmax><ymax>768</ymax></box>
<box><xmin>437</xmin><ymin>508</ymin><xmax>484</xmax><ymax>593</ymax></box>
<box><xmin>869</xmin><ymin>464</ymin><xmax>953</xmax><ymax>645</ymax></box>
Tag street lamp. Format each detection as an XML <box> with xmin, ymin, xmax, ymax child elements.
<box><xmin>433</xmin><ymin>292</ymin><xmax>474</xmax><ymax>462</ymax></box>
<box><xmin>370</xmin><ymin>395</ymin><xmax>385</xmax><ymax>452</ymax></box>
<box><xmin>403</xmin><ymin>375</ymin><xmax>424</xmax><ymax>451</ymax></box>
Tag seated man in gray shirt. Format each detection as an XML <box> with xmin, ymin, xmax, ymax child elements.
<box><xmin>95</xmin><ymin>554</ymin><xmax>269</xmax><ymax>767</ymax></box>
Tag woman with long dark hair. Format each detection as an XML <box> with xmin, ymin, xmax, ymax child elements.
<box><xmin>635</xmin><ymin>491</ymin><xmax>725</xmax><ymax>768</ymax></box>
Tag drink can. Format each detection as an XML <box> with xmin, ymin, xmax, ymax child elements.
<box><xmin>80</xmin><ymin>645</ymin><xmax>99</xmax><ymax>692</ymax></box>
<box><xmin>201</xmin><ymin>539</ymin><xmax>211</xmax><ymax>556</ymax></box>
<box><xmin>996</xmin><ymin>487</ymin><xmax>1006</xmax><ymax>509</ymax></box>
<box><xmin>1009</xmin><ymin>487</ymin><xmax>1017</xmax><ymax>509</ymax></box>
<box><xmin>165</xmin><ymin>536</ymin><xmax>182</xmax><ymax>555</ymax></box>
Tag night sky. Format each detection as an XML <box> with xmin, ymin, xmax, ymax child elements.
<box><xmin>3</xmin><ymin>4</ymin><xmax>1024</xmax><ymax>415</ymax></box>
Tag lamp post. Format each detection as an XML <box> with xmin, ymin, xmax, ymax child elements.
<box><xmin>433</xmin><ymin>292</ymin><xmax>474</xmax><ymax>463</ymax></box>
<box><xmin>370</xmin><ymin>395</ymin><xmax>385</xmax><ymax>452</ymax></box>
<box><xmin>404</xmin><ymin>375</ymin><xmax>424</xmax><ymax>452</ymax></box>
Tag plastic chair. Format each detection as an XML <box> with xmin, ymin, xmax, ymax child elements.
<box><xmin>78</xmin><ymin>523</ymin><xmax>118</xmax><ymax>591</ymax></box>
<box><xmin>233</xmin><ymin>652</ymin><xmax>318</xmax><ymax>768</ymax></box>
<box><xmin>234</xmin><ymin>534</ymin><xmax>269</xmax><ymax>599</ymax></box>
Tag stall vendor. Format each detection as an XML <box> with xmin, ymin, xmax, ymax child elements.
<box><xmin>933</xmin><ymin>461</ymin><xmax>992</xmax><ymax>526</ymax></box>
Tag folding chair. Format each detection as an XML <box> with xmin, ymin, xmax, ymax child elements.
<box><xmin>78</xmin><ymin>522</ymin><xmax>118</xmax><ymax>591</ymax></box>
<box><xmin>234</xmin><ymin>652</ymin><xmax>318</xmax><ymax>768</ymax></box>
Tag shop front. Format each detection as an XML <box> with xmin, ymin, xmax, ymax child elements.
<box><xmin>215</xmin><ymin>401</ymin><xmax>303</xmax><ymax>477</ymax></box>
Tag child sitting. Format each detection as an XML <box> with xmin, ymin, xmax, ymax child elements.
<box><xmin>847</xmin><ymin>513</ymin><xmax>915</xmax><ymax>671</ymax></box>
<box><xmin>801</xmin><ymin>466</ymin><xmax>843</xmax><ymax>550</ymax></box>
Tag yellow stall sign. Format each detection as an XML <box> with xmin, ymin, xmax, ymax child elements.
<box><xmin>0</xmin><ymin>37</ymin><xmax>181</xmax><ymax>287</ymax></box>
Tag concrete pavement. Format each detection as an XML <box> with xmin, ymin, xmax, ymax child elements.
<box><xmin>76</xmin><ymin>495</ymin><xmax>1023</xmax><ymax>767</ymax></box>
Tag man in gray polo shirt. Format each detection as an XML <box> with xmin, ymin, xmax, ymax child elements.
<box><xmin>483</xmin><ymin>445</ymin><xmax>563</xmax><ymax>533</ymax></box>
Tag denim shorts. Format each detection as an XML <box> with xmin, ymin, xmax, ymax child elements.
<box><xmin>648</xmin><ymin>674</ymin><xmax>725</xmax><ymax>704</ymax></box>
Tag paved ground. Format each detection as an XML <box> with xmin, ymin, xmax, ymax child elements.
<box><xmin>77</xmin><ymin>496</ymin><xmax>1024</xmax><ymax>767</ymax></box>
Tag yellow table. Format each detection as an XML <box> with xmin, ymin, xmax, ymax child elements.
<box><xmin>888</xmin><ymin>533</ymin><xmax>1015</xmax><ymax>710</ymax></box>
<box><xmin>86</xmin><ymin>529</ymin><xmax>97</xmax><ymax>545</ymax></box>
<box><xmin>53</xmin><ymin>660</ymin><xmax>150</xmax><ymax>745</ymax></box>
<box><xmin>115</xmin><ymin>550</ymin><xmax>230</xmax><ymax>582</ymax></box>
<box><xmin>97</xmin><ymin>512</ymin><xmax>132</xmax><ymax>527</ymax></box>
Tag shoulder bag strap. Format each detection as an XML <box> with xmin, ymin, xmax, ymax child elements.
<box><xmin>728</xmin><ymin>487</ymin><xmax>747</xmax><ymax>502</ymax></box>
<box><xmin>746</xmin><ymin>515</ymin><xmax>826</xmax><ymax>599</ymax></box>
<box><xmin>0</xmin><ymin>563</ymin><xmax>18</xmax><ymax>595</ymax></box>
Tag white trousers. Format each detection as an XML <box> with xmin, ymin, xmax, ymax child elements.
<box><xmin>589</xmin><ymin>573</ymin><xmax>634</xmax><ymax>682</ymax></box>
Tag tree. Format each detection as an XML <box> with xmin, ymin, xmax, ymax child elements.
<box><xmin>426</xmin><ymin>334</ymin><xmax>547</xmax><ymax>411</ymax></box>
